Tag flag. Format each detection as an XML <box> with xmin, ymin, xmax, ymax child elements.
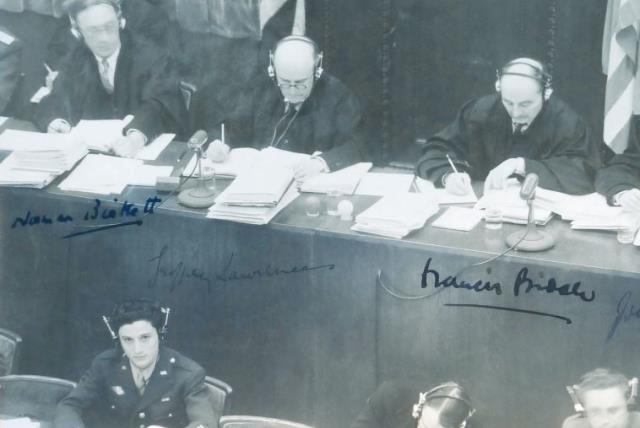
<box><xmin>602</xmin><ymin>0</ymin><xmax>640</xmax><ymax>154</ymax></box>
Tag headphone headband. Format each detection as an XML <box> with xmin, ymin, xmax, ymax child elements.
<box><xmin>495</xmin><ymin>57</ymin><xmax>553</xmax><ymax>101</ymax></box>
<box><xmin>103</xmin><ymin>299</ymin><xmax>170</xmax><ymax>341</ymax></box>
<box><xmin>567</xmin><ymin>376</ymin><xmax>639</xmax><ymax>414</ymax></box>
<box><xmin>412</xmin><ymin>382</ymin><xmax>475</xmax><ymax>428</ymax></box>
<box><xmin>268</xmin><ymin>35</ymin><xmax>324</xmax><ymax>82</ymax></box>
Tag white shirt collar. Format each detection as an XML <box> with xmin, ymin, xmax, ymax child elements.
<box><xmin>94</xmin><ymin>45</ymin><xmax>121</xmax><ymax>87</ymax></box>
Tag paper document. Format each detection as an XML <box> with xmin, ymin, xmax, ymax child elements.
<box><xmin>255</xmin><ymin>146</ymin><xmax>310</xmax><ymax>169</ymax></box>
<box><xmin>59</xmin><ymin>154</ymin><xmax>172</xmax><ymax>194</ymax></box>
<box><xmin>431</xmin><ymin>206</ymin><xmax>484</xmax><ymax>231</ymax></box>
<box><xmin>300</xmin><ymin>162</ymin><xmax>372</xmax><ymax>195</ymax></box>
<box><xmin>0</xmin><ymin>129</ymin><xmax>76</xmax><ymax>151</ymax></box>
<box><xmin>208</xmin><ymin>185</ymin><xmax>299</xmax><ymax>225</ymax></box>
<box><xmin>352</xmin><ymin>192</ymin><xmax>439</xmax><ymax>238</ymax></box>
<box><xmin>0</xmin><ymin>417</ymin><xmax>41</xmax><ymax>428</ymax></box>
<box><xmin>70</xmin><ymin>119</ymin><xmax>127</xmax><ymax>152</ymax></box>
<box><xmin>136</xmin><ymin>133</ymin><xmax>175</xmax><ymax>161</ymax></box>
<box><xmin>355</xmin><ymin>172</ymin><xmax>414</xmax><ymax>196</ymax></box>
<box><xmin>216</xmin><ymin>165</ymin><xmax>293</xmax><ymax>207</ymax></box>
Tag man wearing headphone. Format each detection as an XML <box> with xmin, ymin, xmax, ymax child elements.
<box><xmin>416</xmin><ymin>57</ymin><xmax>600</xmax><ymax>195</ymax></box>
<box><xmin>53</xmin><ymin>299</ymin><xmax>216</xmax><ymax>428</ymax></box>
<box><xmin>350</xmin><ymin>381</ymin><xmax>475</xmax><ymax>428</ymax></box>
<box><xmin>190</xmin><ymin>35</ymin><xmax>364</xmax><ymax>182</ymax></box>
<box><xmin>34</xmin><ymin>0</ymin><xmax>186</xmax><ymax>158</ymax></box>
<box><xmin>596</xmin><ymin>117</ymin><xmax>640</xmax><ymax>214</ymax></box>
<box><xmin>563</xmin><ymin>368</ymin><xmax>640</xmax><ymax>428</ymax></box>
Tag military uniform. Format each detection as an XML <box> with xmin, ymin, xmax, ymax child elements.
<box><xmin>0</xmin><ymin>26</ymin><xmax>22</xmax><ymax>115</ymax></box>
<box><xmin>54</xmin><ymin>346</ymin><xmax>216</xmax><ymax>428</ymax></box>
<box><xmin>562</xmin><ymin>411</ymin><xmax>640</xmax><ymax>428</ymax></box>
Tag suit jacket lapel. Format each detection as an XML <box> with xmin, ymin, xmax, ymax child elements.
<box><xmin>113</xmin><ymin>31</ymin><xmax>133</xmax><ymax>109</ymax></box>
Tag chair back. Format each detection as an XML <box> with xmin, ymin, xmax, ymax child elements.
<box><xmin>205</xmin><ymin>375</ymin><xmax>233</xmax><ymax>417</ymax></box>
<box><xmin>0</xmin><ymin>328</ymin><xmax>22</xmax><ymax>376</ymax></box>
<box><xmin>0</xmin><ymin>375</ymin><xmax>76</xmax><ymax>422</ymax></box>
<box><xmin>220</xmin><ymin>415</ymin><xmax>314</xmax><ymax>428</ymax></box>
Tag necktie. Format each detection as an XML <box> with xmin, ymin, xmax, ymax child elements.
<box><xmin>513</xmin><ymin>123</ymin><xmax>525</xmax><ymax>134</ymax></box>
<box><xmin>133</xmin><ymin>370</ymin><xmax>148</xmax><ymax>396</ymax></box>
<box><xmin>99</xmin><ymin>58</ymin><xmax>114</xmax><ymax>94</ymax></box>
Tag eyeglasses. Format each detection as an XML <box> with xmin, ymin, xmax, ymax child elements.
<box><xmin>80</xmin><ymin>21</ymin><xmax>120</xmax><ymax>37</ymax></box>
<box><xmin>277</xmin><ymin>81</ymin><xmax>310</xmax><ymax>90</ymax></box>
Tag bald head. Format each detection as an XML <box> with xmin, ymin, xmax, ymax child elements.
<box><xmin>272</xmin><ymin>37</ymin><xmax>320</xmax><ymax>105</ymax></box>
<box><xmin>273</xmin><ymin>38</ymin><xmax>318</xmax><ymax>80</ymax></box>
<box><xmin>498</xmin><ymin>59</ymin><xmax>549</xmax><ymax>126</ymax></box>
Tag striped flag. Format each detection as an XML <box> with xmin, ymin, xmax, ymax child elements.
<box><xmin>602</xmin><ymin>0</ymin><xmax>640</xmax><ymax>153</ymax></box>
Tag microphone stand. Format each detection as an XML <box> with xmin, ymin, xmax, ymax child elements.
<box><xmin>505</xmin><ymin>193</ymin><xmax>555</xmax><ymax>251</ymax></box>
<box><xmin>177</xmin><ymin>144</ymin><xmax>217</xmax><ymax>208</ymax></box>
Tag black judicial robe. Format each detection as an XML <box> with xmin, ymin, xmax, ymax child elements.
<box><xmin>46</xmin><ymin>0</ymin><xmax>172</xmax><ymax>70</ymax></box>
<box><xmin>190</xmin><ymin>73</ymin><xmax>364</xmax><ymax>171</ymax></box>
<box><xmin>53</xmin><ymin>347</ymin><xmax>215</xmax><ymax>428</ymax></box>
<box><xmin>415</xmin><ymin>94</ymin><xmax>600</xmax><ymax>194</ymax></box>
<box><xmin>0</xmin><ymin>26</ymin><xmax>21</xmax><ymax>115</ymax></box>
<box><xmin>35</xmin><ymin>30</ymin><xmax>186</xmax><ymax>140</ymax></box>
<box><xmin>351</xmin><ymin>381</ymin><xmax>422</xmax><ymax>428</ymax></box>
<box><xmin>596</xmin><ymin>115</ymin><xmax>640</xmax><ymax>200</ymax></box>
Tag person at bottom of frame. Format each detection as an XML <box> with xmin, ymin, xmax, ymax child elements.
<box><xmin>563</xmin><ymin>368</ymin><xmax>640</xmax><ymax>428</ymax></box>
<box><xmin>53</xmin><ymin>299</ymin><xmax>216</xmax><ymax>428</ymax></box>
<box><xmin>350</xmin><ymin>380</ymin><xmax>475</xmax><ymax>428</ymax></box>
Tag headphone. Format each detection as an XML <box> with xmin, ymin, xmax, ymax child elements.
<box><xmin>68</xmin><ymin>0</ymin><xmax>126</xmax><ymax>40</ymax></box>
<box><xmin>566</xmin><ymin>377</ymin><xmax>639</xmax><ymax>414</ymax></box>
<box><xmin>102</xmin><ymin>299</ymin><xmax>170</xmax><ymax>343</ymax></box>
<box><xmin>411</xmin><ymin>382</ymin><xmax>475</xmax><ymax>428</ymax></box>
<box><xmin>267</xmin><ymin>35</ymin><xmax>324</xmax><ymax>82</ymax></box>
<box><xmin>495</xmin><ymin>57</ymin><xmax>553</xmax><ymax>101</ymax></box>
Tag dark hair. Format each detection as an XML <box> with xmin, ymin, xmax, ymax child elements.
<box><xmin>577</xmin><ymin>368</ymin><xmax>630</xmax><ymax>401</ymax></box>
<box><xmin>110</xmin><ymin>298</ymin><xmax>165</xmax><ymax>335</ymax></box>
<box><xmin>63</xmin><ymin>0</ymin><xmax>120</xmax><ymax>20</ymax></box>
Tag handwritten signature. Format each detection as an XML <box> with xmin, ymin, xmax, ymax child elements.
<box><xmin>148</xmin><ymin>245</ymin><xmax>336</xmax><ymax>293</ymax></box>
<box><xmin>10</xmin><ymin>196</ymin><xmax>162</xmax><ymax>238</ymax></box>
<box><xmin>607</xmin><ymin>291</ymin><xmax>640</xmax><ymax>341</ymax></box>
<box><xmin>419</xmin><ymin>257</ymin><xmax>595</xmax><ymax>324</ymax></box>
<box><xmin>421</xmin><ymin>257</ymin><xmax>595</xmax><ymax>302</ymax></box>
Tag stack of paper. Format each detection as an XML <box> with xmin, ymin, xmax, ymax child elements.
<box><xmin>475</xmin><ymin>185</ymin><xmax>554</xmax><ymax>225</ymax></box>
<box><xmin>414</xmin><ymin>177</ymin><xmax>478</xmax><ymax>204</ymax></box>
<box><xmin>0</xmin><ymin>130</ymin><xmax>87</xmax><ymax>188</ymax></box>
<box><xmin>300</xmin><ymin>162</ymin><xmax>373</xmax><ymax>194</ymax></box>
<box><xmin>571</xmin><ymin>211</ymin><xmax>639</xmax><ymax>231</ymax></box>
<box><xmin>355</xmin><ymin>172</ymin><xmax>415</xmax><ymax>196</ymax></box>
<box><xmin>215</xmin><ymin>166</ymin><xmax>293</xmax><ymax>207</ymax></box>
<box><xmin>351</xmin><ymin>192</ymin><xmax>439</xmax><ymax>239</ymax></box>
<box><xmin>59</xmin><ymin>154</ymin><xmax>172</xmax><ymax>194</ymax></box>
<box><xmin>207</xmin><ymin>185</ymin><xmax>299</xmax><ymax>225</ymax></box>
<box><xmin>135</xmin><ymin>133</ymin><xmax>175</xmax><ymax>161</ymax></box>
<box><xmin>254</xmin><ymin>146</ymin><xmax>310</xmax><ymax>169</ymax></box>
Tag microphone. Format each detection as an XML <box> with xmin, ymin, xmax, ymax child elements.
<box><xmin>505</xmin><ymin>172</ymin><xmax>555</xmax><ymax>252</ymax></box>
<box><xmin>187</xmin><ymin>130</ymin><xmax>208</xmax><ymax>150</ymax></box>
<box><xmin>519</xmin><ymin>173</ymin><xmax>538</xmax><ymax>200</ymax></box>
<box><xmin>177</xmin><ymin>129</ymin><xmax>217</xmax><ymax>208</ymax></box>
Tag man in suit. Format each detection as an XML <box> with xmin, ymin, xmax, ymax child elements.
<box><xmin>190</xmin><ymin>35</ymin><xmax>364</xmax><ymax>182</ymax></box>
<box><xmin>563</xmin><ymin>368</ymin><xmax>640</xmax><ymax>428</ymax></box>
<box><xmin>0</xmin><ymin>26</ymin><xmax>22</xmax><ymax>115</ymax></box>
<box><xmin>416</xmin><ymin>58</ymin><xmax>600</xmax><ymax>195</ymax></box>
<box><xmin>596</xmin><ymin>116</ymin><xmax>640</xmax><ymax>213</ymax></box>
<box><xmin>351</xmin><ymin>381</ymin><xmax>474</xmax><ymax>428</ymax></box>
<box><xmin>35</xmin><ymin>0</ymin><xmax>185</xmax><ymax>158</ymax></box>
<box><xmin>54</xmin><ymin>299</ymin><xmax>216</xmax><ymax>428</ymax></box>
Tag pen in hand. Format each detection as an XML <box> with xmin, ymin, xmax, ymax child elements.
<box><xmin>446</xmin><ymin>154</ymin><xmax>459</xmax><ymax>173</ymax></box>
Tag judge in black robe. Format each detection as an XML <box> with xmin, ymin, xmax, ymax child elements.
<box><xmin>35</xmin><ymin>29</ymin><xmax>185</xmax><ymax>145</ymax></box>
<box><xmin>416</xmin><ymin>91</ymin><xmax>600</xmax><ymax>194</ymax></box>
<box><xmin>596</xmin><ymin>116</ymin><xmax>640</xmax><ymax>210</ymax></box>
<box><xmin>190</xmin><ymin>36</ymin><xmax>364</xmax><ymax>177</ymax></box>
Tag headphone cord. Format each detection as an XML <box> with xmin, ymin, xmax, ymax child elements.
<box><xmin>271</xmin><ymin>106</ymin><xmax>301</xmax><ymax>149</ymax></box>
